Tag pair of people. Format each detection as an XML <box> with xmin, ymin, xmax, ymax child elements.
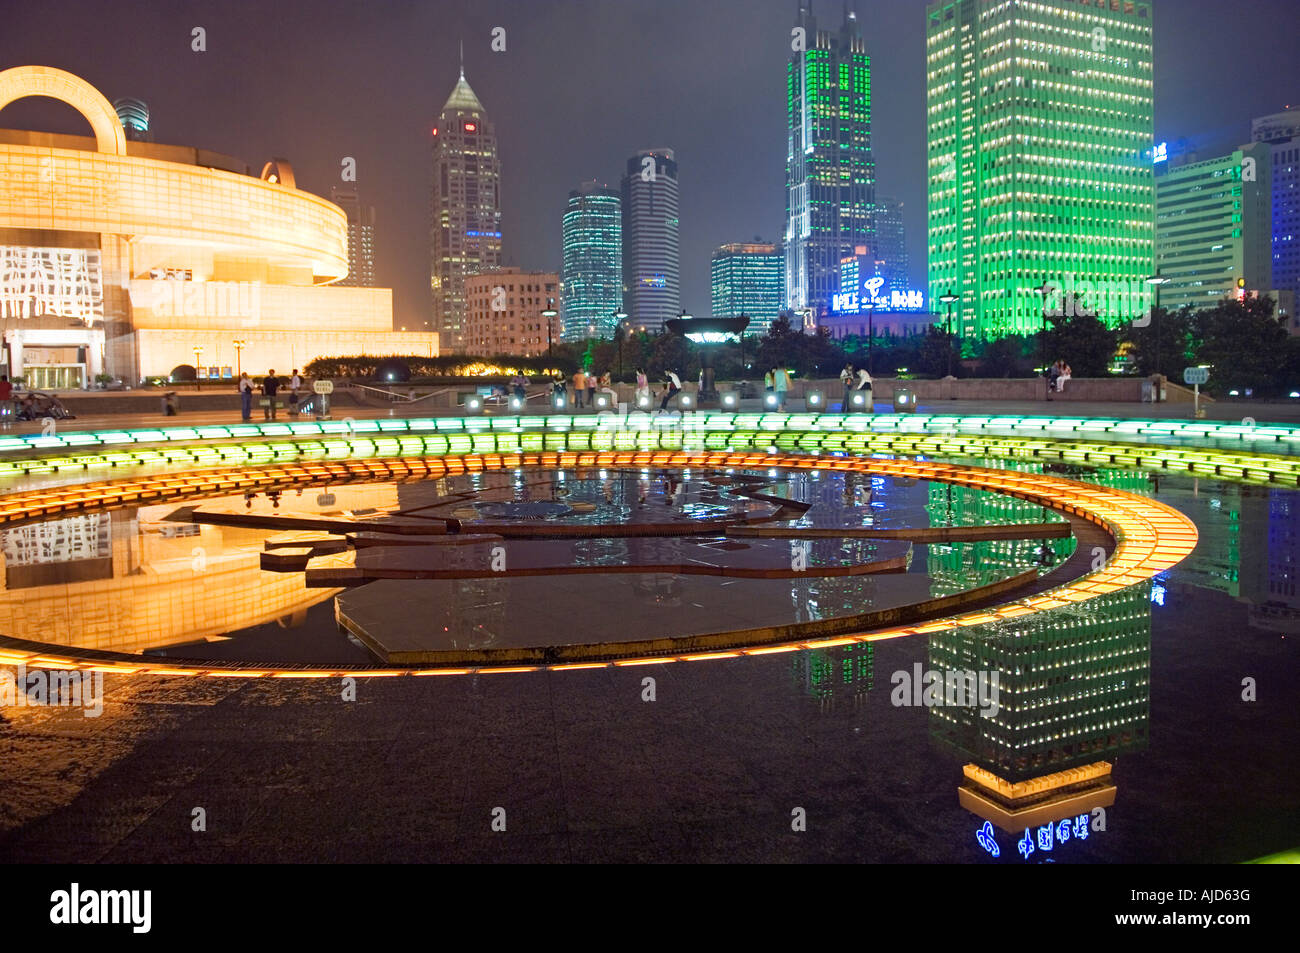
<box><xmin>1047</xmin><ymin>359</ymin><xmax>1072</xmax><ymax>396</ymax></box>
<box><xmin>763</xmin><ymin>366</ymin><xmax>792</xmax><ymax>410</ymax></box>
<box><xmin>840</xmin><ymin>363</ymin><xmax>872</xmax><ymax>411</ymax></box>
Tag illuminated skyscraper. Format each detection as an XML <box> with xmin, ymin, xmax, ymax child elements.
<box><xmin>1154</xmin><ymin>143</ymin><xmax>1273</xmax><ymax>312</ymax></box>
<box><xmin>1253</xmin><ymin>109</ymin><xmax>1300</xmax><ymax>305</ymax></box>
<box><xmin>620</xmin><ymin>149</ymin><xmax>680</xmax><ymax>332</ymax></box>
<box><xmin>431</xmin><ymin>65</ymin><xmax>501</xmax><ymax>351</ymax></box>
<box><xmin>925</xmin><ymin>0</ymin><xmax>1155</xmax><ymax>337</ymax></box>
<box><xmin>112</xmin><ymin>97</ymin><xmax>151</xmax><ymax>142</ymax></box>
<box><xmin>710</xmin><ymin>242</ymin><xmax>783</xmax><ymax>333</ymax></box>
<box><xmin>561</xmin><ymin>181</ymin><xmax>622</xmax><ymax>341</ymax></box>
<box><xmin>784</xmin><ymin>2</ymin><xmax>874</xmax><ymax>315</ymax></box>
<box><xmin>871</xmin><ymin>196</ymin><xmax>909</xmax><ymax>295</ymax></box>
<box><xmin>330</xmin><ymin>186</ymin><xmax>376</xmax><ymax>288</ymax></box>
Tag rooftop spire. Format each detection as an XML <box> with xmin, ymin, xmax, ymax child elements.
<box><xmin>459</xmin><ymin>38</ymin><xmax>464</xmax><ymax>78</ymax></box>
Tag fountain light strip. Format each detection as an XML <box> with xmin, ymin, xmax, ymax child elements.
<box><xmin>3</xmin><ymin>427</ymin><xmax>1300</xmax><ymax>489</ymax></box>
<box><xmin>0</xmin><ymin>450</ymin><xmax>1196</xmax><ymax>678</ymax></box>
<box><xmin>3</xmin><ymin>411</ymin><xmax>1300</xmax><ymax>456</ymax></box>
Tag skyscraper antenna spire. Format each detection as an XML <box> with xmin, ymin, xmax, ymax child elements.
<box><xmin>459</xmin><ymin>38</ymin><xmax>464</xmax><ymax>78</ymax></box>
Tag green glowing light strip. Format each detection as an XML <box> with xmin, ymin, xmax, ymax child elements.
<box><xmin>1</xmin><ymin>428</ymin><xmax>1298</xmax><ymax>489</ymax></box>
<box><xmin>10</xmin><ymin>411</ymin><xmax>1300</xmax><ymax>456</ymax></box>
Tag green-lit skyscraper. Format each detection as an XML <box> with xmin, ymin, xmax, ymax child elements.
<box><xmin>711</xmin><ymin>242</ymin><xmax>783</xmax><ymax>333</ymax></box>
<box><xmin>784</xmin><ymin>2</ymin><xmax>874</xmax><ymax>314</ymax></box>
<box><xmin>925</xmin><ymin>0</ymin><xmax>1155</xmax><ymax>338</ymax></box>
<box><xmin>561</xmin><ymin>180</ymin><xmax>622</xmax><ymax>341</ymax></box>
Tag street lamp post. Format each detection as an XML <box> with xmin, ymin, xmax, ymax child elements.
<box><xmin>541</xmin><ymin>298</ymin><xmax>557</xmax><ymax>361</ymax></box>
<box><xmin>192</xmin><ymin>346</ymin><xmax>204</xmax><ymax>388</ymax></box>
<box><xmin>613</xmin><ymin>310</ymin><xmax>629</xmax><ymax>379</ymax></box>
<box><xmin>1145</xmin><ymin>273</ymin><xmax>1170</xmax><ymax>398</ymax></box>
<box><xmin>939</xmin><ymin>289</ymin><xmax>960</xmax><ymax>380</ymax></box>
<box><xmin>232</xmin><ymin>338</ymin><xmax>247</xmax><ymax>377</ymax></box>
<box><xmin>1032</xmin><ymin>281</ymin><xmax>1054</xmax><ymax>401</ymax></box>
<box><xmin>866</xmin><ymin>302</ymin><xmax>875</xmax><ymax>376</ymax></box>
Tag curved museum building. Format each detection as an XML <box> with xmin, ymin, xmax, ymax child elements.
<box><xmin>0</xmin><ymin>65</ymin><xmax>436</xmax><ymax>387</ymax></box>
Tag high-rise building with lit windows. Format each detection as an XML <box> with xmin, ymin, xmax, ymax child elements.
<box><xmin>785</xmin><ymin>2</ymin><xmax>874</xmax><ymax>315</ymax></box>
<box><xmin>561</xmin><ymin>181</ymin><xmax>622</xmax><ymax>341</ymax></box>
<box><xmin>331</xmin><ymin>186</ymin><xmax>376</xmax><ymax>289</ymax></box>
<box><xmin>871</xmin><ymin>196</ymin><xmax>909</xmax><ymax>293</ymax></box>
<box><xmin>711</xmin><ymin>242</ymin><xmax>783</xmax><ymax>333</ymax></box>
<box><xmin>112</xmin><ymin>98</ymin><xmax>151</xmax><ymax>142</ymax></box>
<box><xmin>1253</xmin><ymin>109</ymin><xmax>1300</xmax><ymax>306</ymax></box>
<box><xmin>620</xmin><ymin>149</ymin><xmax>680</xmax><ymax>333</ymax></box>
<box><xmin>925</xmin><ymin>0</ymin><xmax>1155</xmax><ymax>338</ymax></box>
<box><xmin>1154</xmin><ymin>143</ymin><xmax>1273</xmax><ymax>312</ymax></box>
<box><xmin>431</xmin><ymin>66</ymin><xmax>501</xmax><ymax>351</ymax></box>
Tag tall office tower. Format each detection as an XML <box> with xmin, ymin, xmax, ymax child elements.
<box><xmin>1253</xmin><ymin>109</ymin><xmax>1300</xmax><ymax>304</ymax></box>
<box><xmin>926</xmin><ymin>0</ymin><xmax>1155</xmax><ymax>338</ymax></box>
<box><xmin>711</xmin><ymin>242</ymin><xmax>784</xmax><ymax>333</ymax></box>
<box><xmin>112</xmin><ymin>98</ymin><xmax>151</xmax><ymax>142</ymax></box>
<box><xmin>330</xmin><ymin>186</ymin><xmax>377</xmax><ymax>288</ymax></box>
<box><xmin>620</xmin><ymin>149</ymin><xmax>680</xmax><ymax>332</ymax></box>
<box><xmin>784</xmin><ymin>2</ymin><xmax>874</xmax><ymax>315</ymax></box>
<box><xmin>561</xmin><ymin>180</ymin><xmax>622</xmax><ymax>341</ymax></box>
<box><xmin>1155</xmin><ymin>142</ymin><xmax>1273</xmax><ymax>312</ymax></box>
<box><xmin>431</xmin><ymin>64</ymin><xmax>502</xmax><ymax>351</ymax></box>
<box><xmin>871</xmin><ymin>196</ymin><xmax>909</xmax><ymax>293</ymax></box>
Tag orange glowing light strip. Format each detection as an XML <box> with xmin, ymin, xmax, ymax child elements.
<box><xmin>0</xmin><ymin>450</ymin><xmax>1197</xmax><ymax>678</ymax></box>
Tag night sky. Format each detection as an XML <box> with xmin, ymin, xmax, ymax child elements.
<box><xmin>2</xmin><ymin>0</ymin><xmax>1297</xmax><ymax>330</ymax></box>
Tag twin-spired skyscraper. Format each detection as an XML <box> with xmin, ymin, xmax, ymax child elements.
<box><xmin>784</xmin><ymin>2</ymin><xmax>874</xmax><ymax>314</ymax></box>
<box><xmin>430</xmin><ymin>65</ymin><xmax>502</xmax><ymax>352</ymax></box>
<box><xmin>925</xmin><ymin>0</ymin><xmax>1155</xmax><ymax>337</ymax></box>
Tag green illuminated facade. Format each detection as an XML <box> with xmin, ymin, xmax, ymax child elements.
<box><xmin>925</xmin><ymin>0</ymin><xmax>1155</xmax><ymax>338</ymax></box>
<box><xmin>711</xmin><ymin>242</ymin><xmax>783</xmax><ymax>333</ymax></box>
<box><xmin>784</xmin><ymin>3</ymin><xmax>874</xmax><ymax>313</ymax></box>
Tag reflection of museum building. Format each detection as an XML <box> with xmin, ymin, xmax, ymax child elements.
<box><xmin>0</xmin><ymin>66</ymin><xmax>436</xmax><ymax>387</ymax></box>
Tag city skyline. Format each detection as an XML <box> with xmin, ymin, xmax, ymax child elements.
<box><xmin>0</xmin><ymin>0</ymin><xmax>1295</xmax><ymax>332</ymax></box>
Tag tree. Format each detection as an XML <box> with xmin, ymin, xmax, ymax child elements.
<box><xmin>1042</xmin><ymin>298</ymin><xmax>1117</xmax><ymax>377</ymax></box>
<box><xmin>1120</xmin><ymin>306</ymin><xmax>1194</xmax><ymax>378</ymax></box>
<box><xmin>1193</xmin><ymin>294</ymin><xmax>1290</xmax><ymax>396</ymax></box>
<box><xmin>917</xmin><ymin>327</ymin><xmax>961</xmax><ymax>378</ymax></box>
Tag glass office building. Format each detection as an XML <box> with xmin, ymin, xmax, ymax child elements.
<box><xmin>561</xmin><ymin>181</ymin><xmax>622</xmax><ymax>341</ymax></box>
<box><xmin>710</xmin><ymin>242</ymin><xmax>783</xmax><ymax>333</ymax></box>
<box><xmin>926</xmin><ymin>0</ymin><xmax>1155</xmax><ymax>337</ymax></box>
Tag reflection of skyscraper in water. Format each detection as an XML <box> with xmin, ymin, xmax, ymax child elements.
<box><xmin>793</xmin><ymin>644</ymin><xmax>874</xmax><ymax>715</ymax></box>
<box><xmin>1241</xmin><ymin>489</ymin><xmax>1300</xmax><ymax>632</ymax></box>
<box><xmin>929</xmin><ymin>583</ymin><xmax>1151</xmax><ymax>786</ymax></box>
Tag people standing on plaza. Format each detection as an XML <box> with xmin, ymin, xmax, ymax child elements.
<box><xmin>660</xmin><ymin>369</ymin><xmax>682</xmax><ymax>412</ymax></box>
<box><xmin>572</xmin><ymin>367</ymin><xmax>586</xmax><ymax>409</ymax></box>
<box><xmin>764</xmin><ymin>368</ymin><xmax>775</xmax><ymax>395</ymax></box>
<box><xmin>0</xmin><ymin>374</ymin><xmax>12</xmax><ymax>420</ymax></box>
<box><xmin>635</xmin><ymin>367</ymin><xmax>649</xmax><ymax>407</ymax></box>
<box><xmin>238</xmin><ymin>372</ymin><xmax>253</xmax><ymax>421</ymax></box>
<box><xmin>261</xmin><ymin>369</ymin><xmax>280</xmax><ymax>420</ymax></box>
<box><xmin>773</xmin><ymin>365</ymin><xmax>791</xmax><ymax>411</ymax></box>
<box><xmin>840</xmin><ymin>364</ymin><xmax>855</xmax><ymax>412</ymax></box>
<box><xmin>586</xmin><ymin>370</ymin><xmax>596</xmax><ymax>408</ymax></box>
<box><xmin>853</xmin><ymin>366</ymin><xmax>873</xmax><ymax>412</ymax></box>
<box><xmin>288</xmin><ymin>368</ymin><xmax>302</xmax><ymax>416</ymax></box>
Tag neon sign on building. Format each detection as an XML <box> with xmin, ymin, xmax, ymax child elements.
<box><xmin>832</xmin><ymin>276</ymin><xmax>926</xmax><ymax>314</ymax></box>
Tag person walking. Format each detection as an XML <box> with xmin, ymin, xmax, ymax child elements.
<box><xmin>586</xmin><ymin>371</ymin><xmax>596</xmax><ymax>408</ymax></box>
<box><xmin>774</xmin><ymin>365</ymin><xmax>791</xmax><ymax>411</ymax></box>
<box><xmin>238</xmin><ymin>372</ymin><xmax>253</xmax><ymax>421</ymax></box>
<box><xmin>660</xmin><ymin>369</ymin><xmax>682</xmax><ymax>412</ymax></box>
<box><xmin>0</xmin><ymin>374</ymin><xmax>12</xmax><ymax>420</ymax></box>
<box><xmin>839</xmin><ymin>363</ymin><xmax>855</xmax><ymax>412</ymax></box>
<box><xmin>572</xmin><ymin>367</ymin><xmax>586</xmax><ymax>409</ymax></box>
<box><xmin>853</xmin><ymin>366</ymin><xmax>873</xmax><ymax>412</ymax></box>
<box><xmin>261</xmin><ymin>369</ymin><xmax>280</xmax><ymax>420</ymax></box>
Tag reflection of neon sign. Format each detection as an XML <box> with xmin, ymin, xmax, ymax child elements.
<box><xmin>0</xmin><ymin>246</ymin><xmax>104</xmax><ymax>326</ymax></box>
<box><xmin>1016</xmin><ymin>814</ymin><xmax>1093</xmax><ymax>858</ymax></box>
<box><xmin>975</xmin><ymin>821</ymin><xmax>1000</xmax><ymax>857</ymax></box>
